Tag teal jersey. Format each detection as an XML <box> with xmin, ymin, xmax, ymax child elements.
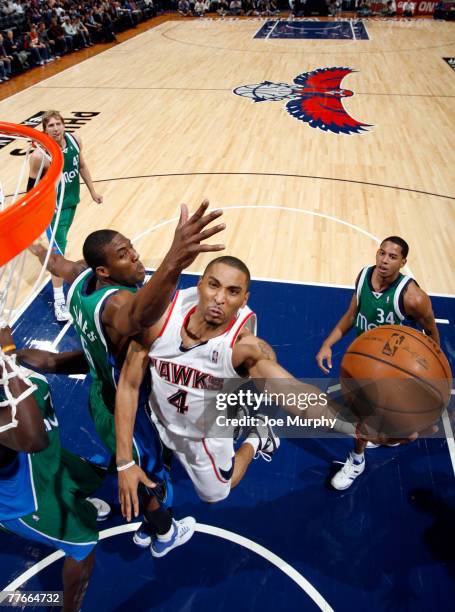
<box><xmin>67</xmin><ymin>268</ymin><xmax>137</xmax><ymax>410</ymax></box>
<box><xmin>0</xmin><ymin>372</ymin><xmax>61</xmax><ymax>520</ymax></box>
<box><xmin>57</xmin><ymin>133</ymin><xmax>80</xmax><ymax>210</ymax></box>
<box><xmin>354</xmin><ymin>266</ymin><xmax>413</xmax><ymax>336</ymax></box>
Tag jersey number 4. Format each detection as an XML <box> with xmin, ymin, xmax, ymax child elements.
<box><xmin>168</xmin><ymin>390</ymin><xmax>188</xmax><ymax>414</ymax></box>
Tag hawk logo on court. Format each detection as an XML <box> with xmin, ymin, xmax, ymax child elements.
<box><xmin>233</xmin><ymin>67</ymin><xmax>371</xmax><ymax>135</ymax></box>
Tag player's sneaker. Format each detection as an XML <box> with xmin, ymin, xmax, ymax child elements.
<box><xmin>366</xmin><ymin>441</ymin><xmax>380</xmax><ymax>449</ymax></box>
<box><xmin>87</xmin><ymin>497</ymin><xmax>111</xmax><ymax>521</ymax></box>
<box><xmin>366</xmin><ymin>441</ymin><xmax>400</xmax><ymax>448</ymax></box>
<box><xmin>246</xmin><ymin>414</ymin><xmax>280</xmax><ymax>462</ymax></box>
<box><xmin>133</xmin><ymin>521</ymin><xmax>153</xmax><ymax>548</ymax></box>
<box><xmin>331</xmin><ymin>452</ymin><xmax>365</xmax><ymax>490</ymax></box>
<box><xmin>233</xmin><ymin>405</ymin><xmax>249</xmax><ymax>442</ymax></box>
<box><xmin>54</xmin><ymin>300</ymin><xmax>71</xmax><ymax>322</ymax></box>
<box><xmin>150</xmin><ymin>517</ymin><xmax>196</xmax><ymax>558</ymax></box>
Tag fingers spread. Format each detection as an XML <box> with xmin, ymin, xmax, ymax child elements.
<box><xmin>188</xmin><ymin>199</ymin><xmax>210</xmax><ymax>223</ymax></box>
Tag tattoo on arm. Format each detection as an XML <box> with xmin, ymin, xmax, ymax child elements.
<box><xmin>256</xmin><ymin>339</ymin><xmax>275</xmax><ymax>360</ymax></box>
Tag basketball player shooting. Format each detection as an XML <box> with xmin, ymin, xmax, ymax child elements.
<box><xmin>315</xmin><ymin>236</ymin><xmax>440</xmax><ymax>490</ymax></box>
<box><xmin>116</xmin><ymin>255</ymin><xmax>391</xmax><ymax>521</ymax></box>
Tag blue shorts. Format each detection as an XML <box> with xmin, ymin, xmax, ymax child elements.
<box><xmin>0</xmin><ymin>518</ymin><xmax>96</xmax><ymax>562</ymax></box>
<box><xmin>134</xmin><ymin>404</ymin><xmax>173</xmax><ymax>509</ymax></box>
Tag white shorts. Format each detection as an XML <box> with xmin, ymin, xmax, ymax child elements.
<box><xmin>151</xmin><ymin>414</ymin><xmax>235</xmax><ymax>503</ymax></box>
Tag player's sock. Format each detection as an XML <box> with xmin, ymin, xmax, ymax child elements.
<box><xmin>53</xmin><ymin>286</ymin><xmax>65</xmax><ymax>302</ymax></box>
<box><xmin>352</xmin><ymin>451</ymin><xmax>364</xmax><ymax>463</ymax></box>
<box><xmin>156</xmin><ymin>523</ymin><xmax>175</xmax><ymax>543</ymax></box>
<box><xmin>144</xmin><ymin>507</ymin><xmax>173</xmax><ymax>536</ymax></box>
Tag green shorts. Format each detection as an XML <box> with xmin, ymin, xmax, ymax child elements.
<box><xmin>47</xmin><ymin>205</ymin><xmax>78</xmax><ymax>255</ymax></box>
<box><xmin>1</xmin><ymin>449</ymin><xmax>104</xmax><ymax>561</ymax></box>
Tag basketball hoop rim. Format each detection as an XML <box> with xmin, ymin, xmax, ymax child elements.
<box><xmin>0</xmin><ymin>121</ymin><xmax>64</xmax><ymax>266</ymax></box>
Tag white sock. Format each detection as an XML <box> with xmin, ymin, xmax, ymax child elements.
<box><xmin>53</xmin><ymin>287</ymin><xmax>65</xmax><ymax>302</ymax></box>
<box><xmin>156</xmin><ymin>523</ymin><xmax>175</xmax><ymax>542</ymax></box>
<box><xmin>352</xmin><ymin>451</ymin><xmax>364</xmax><ymax>463</ymax></box>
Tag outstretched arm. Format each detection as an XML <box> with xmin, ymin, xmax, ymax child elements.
<box><xmin>115</xmin><ymin>339</ymin><xmax>155</xmax><ymax>521</ymax></box>
<box><xmin>28</xmin><ymin>241</ymin><xmax>87</xmax><ymax>285</ymax></box>
<box><xmin>16</xmin><ymin>348</ymin><xmax>89</xmax><ymax>375</ymax></box>
<box><xmin>233</xmin><ymin>332</ymin><xmax>340</xmax><ymax>422</ymax></box>
<box><xmin>104</xmin><ymin>199</ymin><xmax>225</xmax><ymax>337</ymax></box>
<box><xmin>233</xmin><ymin>331</ymin><xmax>434</xmax><ymax>443</ymax></box>
<box><xmin>316</xmin><ymin>293</ymin><xmax>357</xmax><ymax>374</ymax></box>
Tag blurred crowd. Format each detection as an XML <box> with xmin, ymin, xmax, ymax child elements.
<box><xmin>0</xmin><ymin>0</ymin><xmax>157</xmax><ymax>81</ymax></box>
<box><xmin>1</xmin><ymin>0</ymin><xmax>443</xmax><ymax>83</ymax></box>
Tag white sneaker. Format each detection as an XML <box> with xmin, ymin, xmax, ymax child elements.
<box><xmin>366</xmin><ymin>441</ymin><xmax>400</xmax><ymax>448</ymax></box>
<box><xmin>247</xmin><ymin>414</ymin><xmax>280</xmax><ymax>462</ymax></box>
<box><xmin>150</xmin><ymin>517</ymin><xmax>196</xmax><ymax>558</ymax></box>
<box><xmin>133</xmin><ymin>521</ymin><xmax>152</xmax><ymax>548</ymax></box>
<box><xmin>331</xmin><ymin>452</ymin><xmax>365</xmax><ymax>490</ymax></box>
<box><xmin>87</xmin><ymin>497</ymin><xmax>111</xmax><ymax>521</ymax></box>
<box><xmin>54</xmin><ymin>300</ymin><xmax>71</xmax><ymax>322</ymax></box>
<box><xmin>366</xmin><ymin>441</ymin><xmax>380</xmax><ymax>449</ymax></box>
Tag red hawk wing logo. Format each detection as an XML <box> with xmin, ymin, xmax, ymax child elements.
<box><xmin>293</xmin><ymin>66</ymin><xmax>354</xmax><ymax>91</ymax></box>
<box><xmin>287</xmin><ymin>67</ymin><xmax>371</xmax><ymax>135</ymax></box>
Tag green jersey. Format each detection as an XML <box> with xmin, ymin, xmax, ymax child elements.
<box><xmin>67</xmin><ymin>268</ymin><xmax>137</xmax><ymax>411</ymax></box>
<box><xmin>27</xmin><ymin>372</ymin><xmax>61</xmax><ymax>484</ymax></box>
<box><xmin>58</xmin><ymin>133</ymin><xmax>80</xmax><ymax>210</ymax></box>
<box><xmin>0</xmin><ymin>371</ymin><xmax>61</xmax><ymax>520</ymax></box>
<box><xmin>354</xmin><ymin>265</ymin><xmax>413</xmax><ymax>336</ymax></box>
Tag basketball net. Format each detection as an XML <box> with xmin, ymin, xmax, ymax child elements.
<box><xmin>0</xmin><ymin>123</ymin><xmax>63</xmax><ymax>432</ymax></box>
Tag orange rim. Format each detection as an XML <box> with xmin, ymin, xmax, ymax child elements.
<box><xmin>0</xmin><ymin>121</ymin><xmax>64</xmax><ymax>266</ymax></box>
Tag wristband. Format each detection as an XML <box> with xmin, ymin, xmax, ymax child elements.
<box><xmin>117</xmin><ymin>460</ymin><xmax>135</xmax><ymax>472</ymax></box>
<box><xmin>1</xmin><ymin>344</ymin><xmax>16</xmax><ymax>354</ymax></box>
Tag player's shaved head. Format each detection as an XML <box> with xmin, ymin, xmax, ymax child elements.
<box><xmin>203</xmin><ymin>256</ymin><xmax>251</xmax><ymax>288</ymax></box>
<box><xmin>83</xmin><ymin>229</ymin><xmax>120</xmax><ymax>271</ymax></box>
<box><xmin>381</xmin><ymin>236</ymin><xmax>409</xmax><ymax>258</ymax></box>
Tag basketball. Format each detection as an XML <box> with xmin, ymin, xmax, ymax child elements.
<box><xmin>340</xmin><ymin>325</ymin><xmax>452</xmax><ymax>438</ymax></box>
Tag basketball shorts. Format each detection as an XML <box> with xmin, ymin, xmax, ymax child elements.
<box><xmin>46</xmin><ymin>205</ymin><xmax>78</xmax><ymax>255</ymax></box>
<box><xmin>151</xmin><ymin>411</ymin><xmax>235</xmax><ymax>503</ymax></box>
<box><xmin>89</xmin><ymin>382</ymin><xmax>173</xmax><ymax>508</ymax></box>
<box><xmin>0</xmin><ymin>449</ymin><xmax>103</xmax><ymax>561</ymax></box>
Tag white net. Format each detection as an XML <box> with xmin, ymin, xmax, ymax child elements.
<box><xmin>0</xmin><ymin>137</ymin><xmax>65</xmax><ymax>327</ymax></box>
<box><xmin>0</xmin><ymin>353</ymin><xmax>37</xmax><ymax>433</ymax></box>
<box><xmin>0</xmin><ymin>127</ymin><xmax>64</xmax><ymax>432</ymax></box>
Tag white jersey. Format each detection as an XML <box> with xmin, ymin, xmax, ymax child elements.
<box><xmin>148</xmin><ymin>286</ymin><xmax>256</xmax><ymax>440</ymax></box>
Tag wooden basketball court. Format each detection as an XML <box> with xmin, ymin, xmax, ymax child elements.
<box><xmin>1</xmin><ymin>16</ymin><xmax>455</xmax><ymax>303</ymax></box>
<box><xmin>1</xmin><ymin>16</ymin><xmax>455</xmax><ymax>612</ymax></box>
